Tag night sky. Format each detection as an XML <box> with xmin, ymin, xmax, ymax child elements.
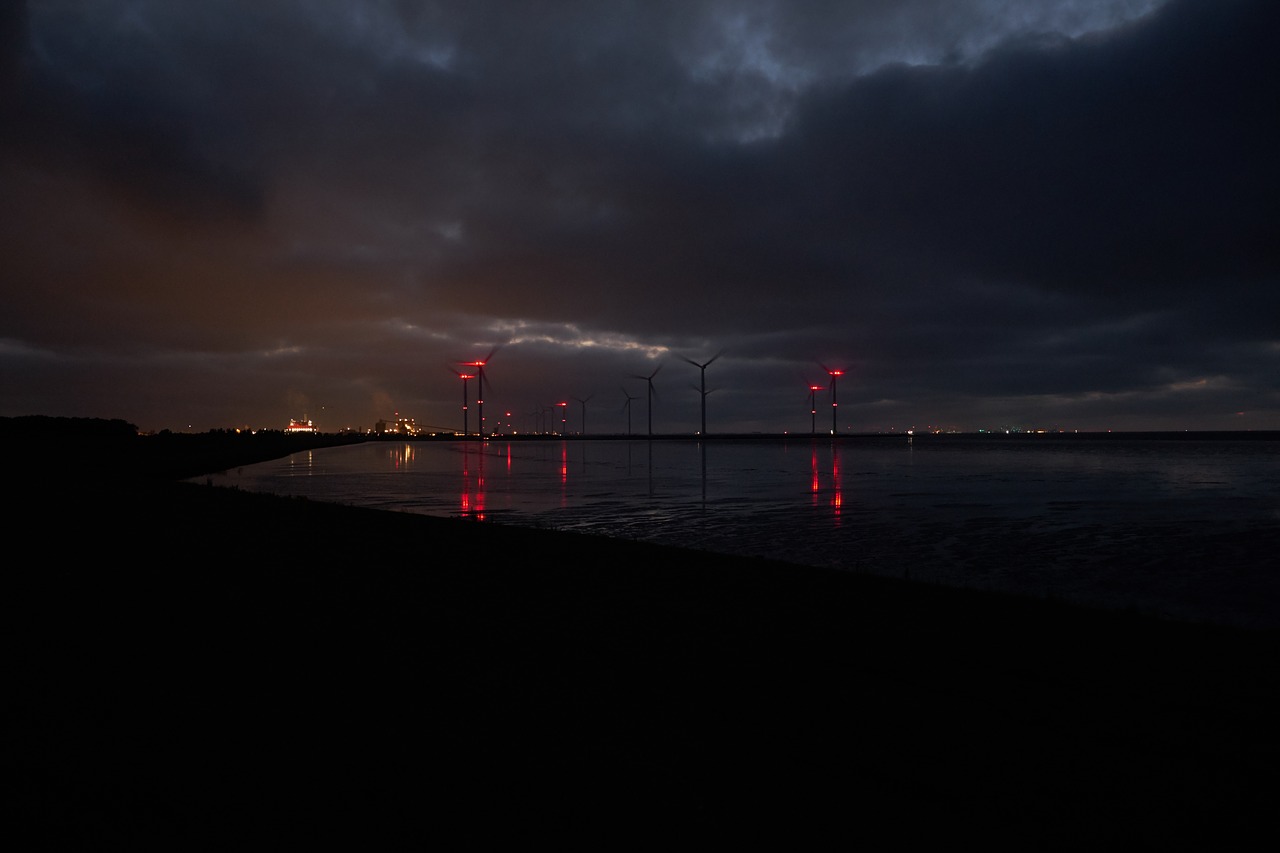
<box><xmin>2</xmin><ymin>0</ymin><xmax>1277</xmax><ymax>435</ymax></box>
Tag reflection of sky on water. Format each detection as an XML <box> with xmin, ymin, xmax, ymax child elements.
<box><xmin>204</xmin><ymin>437</ymin><xmax>1280</xmax><ymax>629</ymax></box>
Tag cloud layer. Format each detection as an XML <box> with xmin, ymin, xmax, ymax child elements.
<box><xmin>2</xmin><ymin>0</ymin><xmax>1276</xmax><ymax>433</ymax></box>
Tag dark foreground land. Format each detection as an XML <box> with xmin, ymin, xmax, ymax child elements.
<box><xmin>7</xmin><ymin>420</ymin><xmax>1280</xmax><ymax>846</ymax></box>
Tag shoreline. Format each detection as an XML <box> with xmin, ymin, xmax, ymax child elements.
<box><xmin>203</xmin><ymin>430</ymin><xmax>1280</xmax><ymax>632</ymax></box>
<box><xmin>9</xmin><ymin>425</ymin><xmax>1280</xmax><ymax>843</ymax></box>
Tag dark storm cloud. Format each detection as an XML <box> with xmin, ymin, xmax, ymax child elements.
<box><xmin>2</xmin><ymin>2</ymin><xmax>267</xmax><ymax>220</ymax></box>
<box><xmin>1</xmin><ymin>0</ymin><xmax>1276</xmax><ymax>433</ymax></box>
<box><xmin>779</xmin><ymin>0</ymin><xmax>1280</xmax><ymax>294</ymax></box>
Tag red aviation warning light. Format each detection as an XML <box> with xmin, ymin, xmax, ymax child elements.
<box><xmin>455</xmin><ymin>346</ymin><xmax>498</xmax><ymax>438</ymax></box>
<box><xmin>454</xmin><ymin>372</ymin><xmax>475</xmax><ymax>436</ymax></box>
<box><xmin>818</xmin><ymin>363</ymin><xmax>845</xmax><ymax>435</ymax></box>
<box><xmin>808</xmin><ymin>384</ymin><xmax>824</xmax><ymax>435</ymax></box>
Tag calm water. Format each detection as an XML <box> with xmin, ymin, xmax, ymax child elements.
<box><xmin>202</xmin><ymin>435</ymin><xmax>1280</xmax><ymax>629</ymax></box>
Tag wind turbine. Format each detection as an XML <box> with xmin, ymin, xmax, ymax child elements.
<box><xmin>556</xmin><ymin>401</ymin><xmax>569</xmax><ymax>436</ymax></box>
<box><xmin>808</xmin><ymin>384</ymin><xmax>824</xmax><ymax>435</ymax></box>
<box><xmin>572</xmin><ymin>393</ymin><xmax>595</xmax><ymax>436</ymax></box>
<box><xmin>458</xmin><ymin>347</ymin><xmax>498</xmax><ymax>438</ymax></box>
<box><xmin>629</xmin><ymin>365</ymin><xmax>662</xmax><ymax>437</ymax></box>
<box><xmin>818</xmin><ymin>362</ymin><xmax>844</xmax><ymax>435</ymax></box>
<box><xmin>448</xmin><ymin>366</ymin><xmax>476</xmax><ymax>436</ymax></box>
<box><xmin>621</xmin><ymin>388</ymin><xmax>639</xmax><ymax>437</ymax></box>
<box><xmin>524</xmin><ymin>407</ymin><xmax>542</xmax><ymax>434</ymax></box>
<box><xmin>680</xmin><ymin>350</ymin><xmax>722</xmax><ymax>436</ymax></box>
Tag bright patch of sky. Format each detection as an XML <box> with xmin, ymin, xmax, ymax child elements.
<box><xmin>502</xmin><ymin>320</ymin><xmax>670</xmax><ymax>358</ymax></box>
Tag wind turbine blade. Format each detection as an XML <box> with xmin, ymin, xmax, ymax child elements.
<box><xmin>708</xmin><ymin>349</ymin><xmax>725</xmax><ymax>366</ymax></box>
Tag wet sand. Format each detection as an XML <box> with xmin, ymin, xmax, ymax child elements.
<box><xmin>8</xmin><ymin>428</ymin><xmax>1280</xmax><ymax>845</ymax></box>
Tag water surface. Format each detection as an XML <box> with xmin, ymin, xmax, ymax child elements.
<box><xmin>203</xmin><ymin>435</ymin><xmax>1280</xmax><ymax>628</ymax></box>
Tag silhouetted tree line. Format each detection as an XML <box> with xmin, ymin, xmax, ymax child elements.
<box><xmin>3</xmin><ymin>416</ymin><xmax>364</xmax><ymax>482</ymax></box>
<box><xmin>1</xmin><ymin>415</ymin><xmax>138</xmax><ymax>440</ymax></box>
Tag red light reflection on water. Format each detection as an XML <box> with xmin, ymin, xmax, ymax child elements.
<box><xmin>460</xmin><ymin>442</ymin><xmax>486</xmax><ymax>519</ymax></box>
<box><xmin>831</xmin><ymin>447</ymin><xmax>842</xmax><ymax>518</ymax></box>
<box><xmin>810</xmin><ymin>443</ymin><xmax>843</xmax><ymax>522</ymax></box>
<box><xmin>560</xmin><ymin>442</ymin><xmax>569</xmax><ymax>508</ymax></box>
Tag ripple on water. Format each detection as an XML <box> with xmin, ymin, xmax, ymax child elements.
<box><xmin>205</xmin><ymin>437</ymin><xmax>1280</xmax><ymax>628</ymax></box>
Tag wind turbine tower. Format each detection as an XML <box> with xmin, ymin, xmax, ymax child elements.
<box><xmin>622</xmin><ymin>388</ymin><xmax>639</xmax><ymax>437</ymax></box>
<box><xmin>680</xmin><ymin>350</ymin><xmax>722</xmax><ymax>436</ymax></box>
<box><xmin>808</xmin><ymin>384</ymin><xmax>823</xmax><ymax>435</ymax></box>
<box><xmin>629</xmin><ymin>365</ymin><xmax>662</xmax><ymax>437</ymax></box>
<box><xmin>457</xmin><ymin>371</ymin><xmax>475</xmax><ymax>436</ymax></box>
<box><xmin>820</xmin><ymin>363</ymin><xmax>844</xmax><ymax>435</ymax></box>
<box><xmin>459</xmin><ymin>347</ymin><xmax>497</xmax><ymax>438</ymax></box>
<box><xmin>573</xmin><ymin>393</ymin><xmax>595</xmax><ymax>436</ymax></box>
